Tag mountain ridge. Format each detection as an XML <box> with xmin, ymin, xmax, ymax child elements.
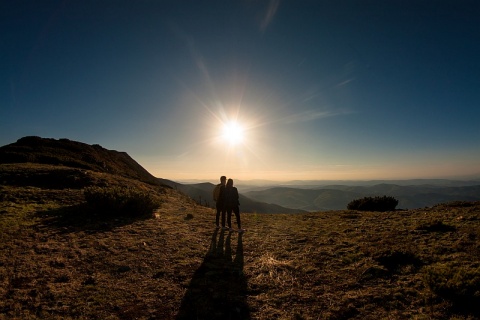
<box><xmin>0</xmin><ymin>136</ymin><xmax>304</xmax><ymax>214</ymax></box>
<box><xmin>0</xmin><ymin>136</ymin><xmax>160</xmax><ymax>186</ymax></box>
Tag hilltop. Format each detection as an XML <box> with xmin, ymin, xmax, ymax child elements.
<box><xmin>1</xmin><ymin>137</ymin><xmax>480</xmax><ymax>319</ymax></box>
<box><xmin>0</xmin><ymin>137</ymin><xmax>303</xmax><ymax>214</ymax></box>
<box><xmin>0</xmin><ymin>136</ymin><xmax>161</xmax><ymax>186</ymax></box>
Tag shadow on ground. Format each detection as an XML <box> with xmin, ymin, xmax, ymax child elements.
<box><xmin>176</xmin><ymin>229</ymin><xmax>250</xmax><ymax>320</ymax></box>
<box><xmin>35</xmin><ymin>204</ymin><xmax>152</xmax><ymax>234</ymax></box>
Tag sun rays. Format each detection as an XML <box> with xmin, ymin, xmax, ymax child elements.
<box><xmin>173</xmin><ymin>35</ymin><xmax>356</xmax><ymax>180</ymax></box>
<box><xmin>220</xmin><ymin>120</ymin><xmax>245</xmax><ymax>146</ymax></box>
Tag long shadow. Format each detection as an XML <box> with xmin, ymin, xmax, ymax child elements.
<box><xmin>176</xmin><ymin>229</ymin><xmax>250</xmax><ymax>320</ymax></box>
<box><xmin>34</xmin><ymin>204</ymin><xmax>152</xmax><ymax>234</ymax></box>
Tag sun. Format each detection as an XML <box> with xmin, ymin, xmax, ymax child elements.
<box><xmin>221</xmin><ymin>121</ymin><xmax>245</xmax><ymax>145</ymax></box>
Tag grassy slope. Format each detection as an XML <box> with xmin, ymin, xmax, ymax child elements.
<box><xmin>1</xmin><ymin>181</ymin><xmax>480</xmax><ymax>319</ymax></box>
<box><xmin>0</xmin><ymin>136</ymin><xmax>160</xmax><ymax>186</ymax></box>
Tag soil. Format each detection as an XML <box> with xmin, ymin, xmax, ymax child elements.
<box><xmin>1</xmin><ymin>185</ymin><xmax>480</xmax><ymax>319</ymax></box>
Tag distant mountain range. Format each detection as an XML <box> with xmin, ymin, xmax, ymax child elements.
<box><xmin>178</xmin><ymin>178</ymin><xmax>480</xmax><ymax>190</ymax></box>
<box><xmin>158</xmin><ymin>178</ymin><xmax>307</xmax><ymax>214</ymax></box>
<box><xmin>243</xmin><ymin>183</ymin><xmax>480</xmax><ymax>211</ymax></box>
<box><xmin>160</xmin><ymin>179</ymin><xmax>480</xmax><ymax>211</ymax></box>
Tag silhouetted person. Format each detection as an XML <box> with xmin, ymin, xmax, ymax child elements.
<box><xmin>213</xmin><ymin>176</ymin><xmax>227</xmax><ymax>228</ymax></box>
<box><xmin>224</xmin><ymin>178</ymin><xmax>244</xmax><ymax>232</ymax></box>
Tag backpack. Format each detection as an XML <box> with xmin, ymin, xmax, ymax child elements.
<box><xmin>213</xmin><ymin>184</ymin><xmax>222</xmax><ymax>201</ymax></box>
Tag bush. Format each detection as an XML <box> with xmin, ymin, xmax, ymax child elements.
<box><xmin>347</xmin><ymin>196</ymin><xmax>398</xmax><ymax>212</ymax></box>
<box><xmin>84</xmin><ymin>186</ymin><xmax>161</xmax><ymax>217</ymax></box>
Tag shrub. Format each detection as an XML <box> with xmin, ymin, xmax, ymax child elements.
<box><xmin>84</xmin><ymin>186</ymin><xmax>161</xmax><ymax>217</ymax></box>
<box><xmin>347</xmin><ymin>196</ymin><xmax>398</xmax><ymax>212</ymax></box>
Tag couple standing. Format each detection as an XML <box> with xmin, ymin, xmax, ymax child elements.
<box><xmin>213</xmin><ymin>176</ymin><xmax>245</xmax><ymax>232</ymax></box>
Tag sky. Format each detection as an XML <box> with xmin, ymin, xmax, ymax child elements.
<box><xmin>1</xmin><ymin>0</ymin><xmax>480</xmax><ymax>182</ymax></box>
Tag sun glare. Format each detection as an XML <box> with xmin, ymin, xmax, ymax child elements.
<box><xmin>221</xmin><ymin>121</ymin><xmax>245</xmax><ymax>145</ymax></box>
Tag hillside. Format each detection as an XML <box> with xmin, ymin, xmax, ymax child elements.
<box><xmin>0</xmin><ymin>136</ymin><xmax>161</xmax><ymax>186</ymax></box>
<box><xmin>1</xmin><ymin>180</ymin><xmax>480</xmax><ymax>319</ymax></box>
<box><xmin>245</xmin><ymin>184</ymin><xmax>480</xmax><ymax>211</ymax></box>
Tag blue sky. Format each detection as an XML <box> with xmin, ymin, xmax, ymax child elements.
<box><xmin>1</xmin><ymin>0</ymin><xmax>479</xmax><ymax>181</ymax></box>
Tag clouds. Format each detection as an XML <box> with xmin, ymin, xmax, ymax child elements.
<box><xmin>260</xmin><ymin>0</ymin><xmax>280</xmax><ymax>33</ymax></box>
<box><xmin>276</xmin><ymin>108</ymin><xmax>352</xmax><ymax>125</ymax></box>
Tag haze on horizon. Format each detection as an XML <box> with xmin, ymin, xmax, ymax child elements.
<box><xmin>1</xmin><ymin>1</ymin><xmax>479</xmax><ymax>182</ymax></box>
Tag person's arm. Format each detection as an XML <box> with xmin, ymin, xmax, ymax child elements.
<box><xmin>220</xmin><ymin>186</ymin><xmax>225</xmax><ymax>198</ymax></box>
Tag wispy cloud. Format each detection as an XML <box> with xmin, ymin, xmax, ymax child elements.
<box><xmin>335</xmin><ymin>77</ymin><xmax>355</xmax><ymax>88</ymax></box>
<box><xmin>260</xmin><ymin>0</ymin><xmax>280</xmax><ymax>32</ymax></box>
<box><xmin>277</xmin><ymin>108</ymin><xmax>352</xmax><ymax>124</ymax></box>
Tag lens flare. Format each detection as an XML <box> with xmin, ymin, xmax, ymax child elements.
<box><xmin>221</xmin><ymin>121</ymin><xmax>245</xmax><ymax>145</ymax></box>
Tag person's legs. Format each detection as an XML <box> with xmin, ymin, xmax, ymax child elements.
<box><xmin>227</xmin><ymin>208</ymin><xmax>233</xmax><ymax>228</ymax></box>
<box><xmin>215</xmin><ymin>205</ymin><xmax>221</xmax><ymax>226</ymax></box>
<box><xmin>221</xmin><ymin>208</ymin><xmax>226</xmax><ymax>227</ymax></box>
<box><xmin>233</xmin><ymin>206</ymin><xmax>241</xmax><ymax>229</ymax></box>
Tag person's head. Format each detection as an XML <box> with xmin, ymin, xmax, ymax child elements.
<box><xmin>227</xmin><ymin>178</ymin><xmax>233</xmax><ymax>187</ymax></box>
<box><xmin>220</xmin><ymin>176</ymin><xmax>227</xmax><ymax>185</ymax></box>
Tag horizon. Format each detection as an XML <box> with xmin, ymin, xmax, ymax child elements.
<box><xmin>2</xmin><ymin>135</ymin><xmax>480</xmax><ymax>183</ymax></box>
<box><xmin>2</xmin><ymin>1</ymin><xmax>479</xmax><ymax>181</ymax></box>
<box><xmin>174</xmin><ymin>176</ymin><xmax>480</xmax><ymax>183</ymax></box>
<box><xmin>167</xmin><ymin>175</ymin><xmax>480</xmax><ymax>185</ymax></box>
<box><xmin>1</xmin><ymin>135</ymin><xmax>479</xmax><ymax>183</ymax></box>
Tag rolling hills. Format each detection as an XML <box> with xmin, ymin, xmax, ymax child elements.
<box><xmin>158</xmin><ymin>178</ymin><xmax>307</xmax><ymax>214</ymax></box>
<box><xmin>244</xmin><ymin>183</ymin><xmax>480</xmax><ymax>211</ymax></box>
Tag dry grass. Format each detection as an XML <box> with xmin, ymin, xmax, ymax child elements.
<box><xmin>1</xmin><ymin>180</ymin><xmax>480</xmax><ymax>319</ymax></box>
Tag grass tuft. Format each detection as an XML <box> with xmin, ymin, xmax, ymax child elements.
<box><xmin>417</xmin><ymin>220</ymin><xmax>456</xmax><ymax>233</ymax></box>
<box><xmin>424</xmin><ymin>263</ymin><xmax>480</xmax><ymax>313</ymax></box>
